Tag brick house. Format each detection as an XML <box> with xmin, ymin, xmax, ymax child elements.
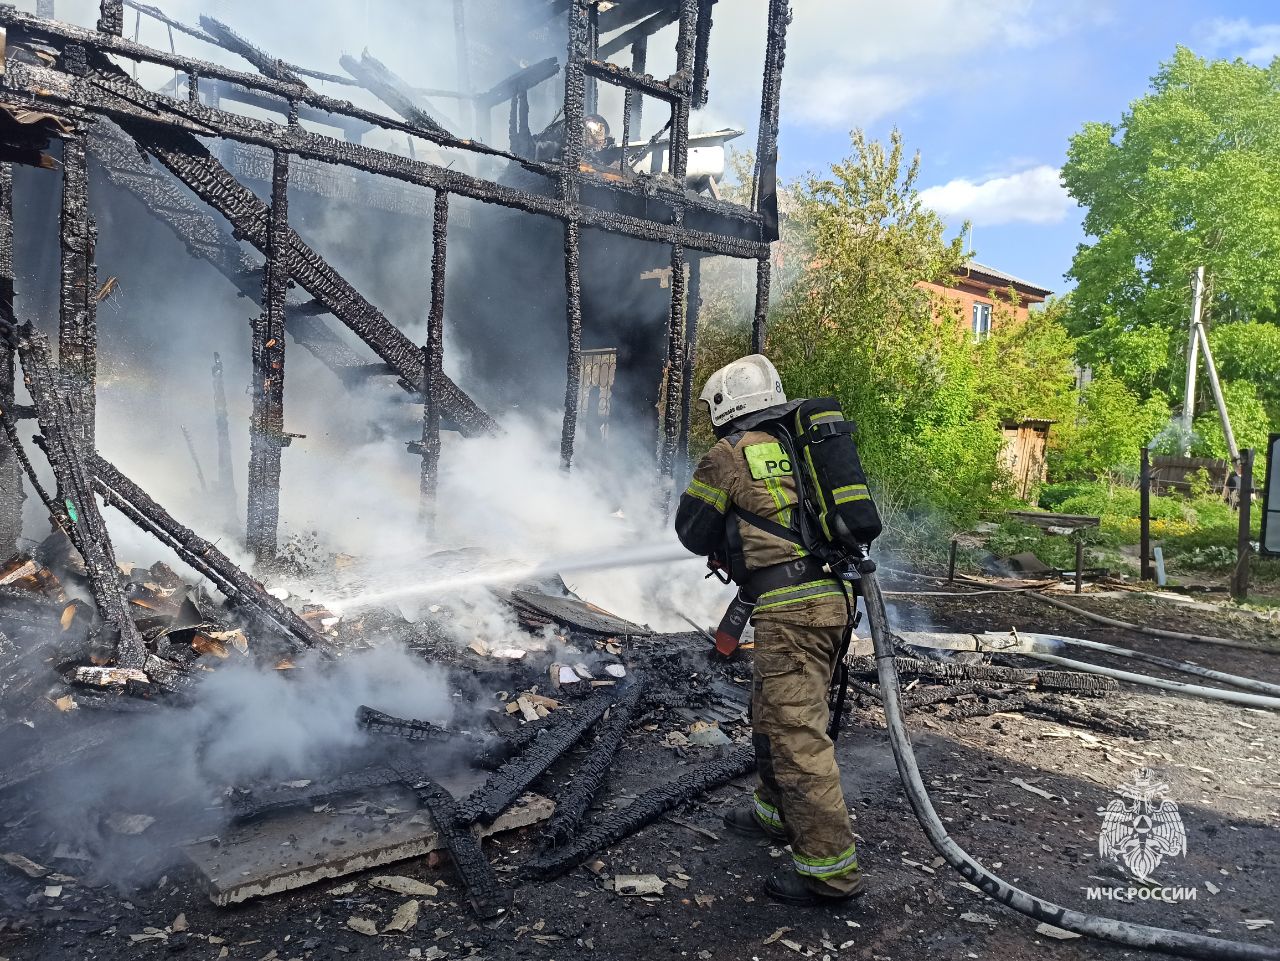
<box><xmin>919</xmin><ymin>260</ymin><xmax>1053</xmax><ymax>339</ymax></box>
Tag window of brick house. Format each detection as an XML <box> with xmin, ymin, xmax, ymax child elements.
<box><xmin>972</xmin><ymin>302</ymin><xmax>992</xmax><ymax>340</ymax></box>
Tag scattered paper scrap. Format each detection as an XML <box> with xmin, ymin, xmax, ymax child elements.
<box><xmin>611</xmin><ymin>874</ymin><xmax>666</xmax><ymax>896</ymax></box>
<box><xmin>347</xmin><ymin>917</ymin><xmax>378</xmax><ymax>937</ymax></box>
<box><xmin>370</xmin><ymin>876</ymin><xmax>438</xmax><ymax>897</ymax></box>
<box><xmin>383</xmin><ymin>899</ymin><xmax>420</xmax><ymax>934</ymax></box>
<box><xmin>1035</xmin><ymin>923</ymin><xmax>1080</xmax><ymax>940</ymax></box>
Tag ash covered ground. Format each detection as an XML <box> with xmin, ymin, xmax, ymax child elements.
<box><xmin>2</xmin><ymin>552</ymin><xmax>1277</xmax><ymax>961</ymax></box>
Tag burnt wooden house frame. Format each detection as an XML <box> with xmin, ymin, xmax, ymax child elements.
<box><xmin>0</xmin><ymin>0</ymin><xmax>790</xmax><ymax>664</ymax></box>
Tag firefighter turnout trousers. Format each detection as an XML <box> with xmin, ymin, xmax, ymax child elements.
<box><xmin>751</xmin><ymin>613</ymin><xmax>861</xmax><ymax>894</ymax></box>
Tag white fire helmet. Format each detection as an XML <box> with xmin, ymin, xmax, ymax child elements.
<box><xmin>699</xmin><ymin>354</ymin><xmax>786</xmax><ymax>427</ymax></box>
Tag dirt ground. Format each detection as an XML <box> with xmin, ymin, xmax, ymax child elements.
<box><xmin>3</xmin><ymin>579</ymin><xmax>1278</xmax><ymax>961</ymax></box>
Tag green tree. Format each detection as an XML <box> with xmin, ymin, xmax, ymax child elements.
<box><xmin>1208</xmin><ymin>321</ymin><xmax>1280</xmax><ymax>422</ymax></box>
<box><xmin>1062</xmin><ymin>47</ymin><xmax>1280</xmax><ymax>402</ymax></box>
<box><xmin>1049</xmin><ymin>369</ymin><xmax>1169</xmax><ymax>479</ymax></box>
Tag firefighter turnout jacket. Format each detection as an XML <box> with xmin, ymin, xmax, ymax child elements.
<box><xmin>675</xmin><ymin>429</ymin><xmax>846</xmax><ymax>626</ymax></box>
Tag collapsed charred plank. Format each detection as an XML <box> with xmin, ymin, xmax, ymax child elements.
<box><xmin>338</xmin><ymin>51</ymin><xmax>451</xmax><ymax>137</ymax></box>
<box><xmin>541</xmin><ymin>677</ymin><xmax>646</xmax><ymax>848</ymax></box>
<box><xmin>227</xmin><ymin>765</ymin><xmax>404</xmax><ymax>825</ymax></box>
<box><xmin>356</xmin><ymin>705</ymin><xmax>512</xmax><ymax>769</ymax></box>
<box><xmin>116</xmin><ymin>120</ymin><xmax>499</xmax><ymax>437</ymax></box>
<box><xmin>89</xmin><ymin>452</ymin><xmax>325</xmax><ymax>651</ymax></box>
<box><xmin>457</xmin><ymin>686</ymin><xmax>617</xmax><ymax>825</ymax></box>
<box><xmin>198</xmin><ymin>16</ymin><xmax>306</xmax><ymax>86</ymax></box>
<box><xmin>846</xmin><ymin>655</ymin><xmax>1119</xmax><ymax>694</ymax></box>
<box><xmin>526</xmin><ymin>743</ymin><xmax>755</xmax><ymax>879</ymax></box>
<box><xmin>16</xmin><ymin>326</ymin><xmax>146</xmax><ymax>669</ymax></box>
<box><xmin>397</xmin><ymin>772</ymin><xmax>511</xmax><ymax>920</ymax></box>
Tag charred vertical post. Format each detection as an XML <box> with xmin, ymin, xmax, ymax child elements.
<box><xmin>0</xmin><ymin>164</ymin><xmax>23</xmax><ymax>556</ymax></box>
<box><xmin>419</xmin><ymin>190</ymin><xmax>448</xmax><ymax>525</ymax></box>
<box><xmin>246</xmin><ymin>149</ymin><xmax>290</xmax><ymax>566</ymax></box>
<box><xmin>669</xmin><ymin>0</ymin><xmax>698</xmax><ymax>182</ymax></box>
<box><xmin>97</xmin><ymin>0</ymin><xmax>123</xmax><ymax>35</ymax></box>
<box><xmin>751</xmin><ymin>253</ymin><xmax>770</xmax><ymax>353</ymax></box>
<box><xmin>1139</xmin><ymin>447</ymin><xmax>1152</xmax><ymax>581</ymax></box>
<box><xmin>211</xmin><ymin>352</ymin><xmax>237</xmax><ymax>526</ymax></box>
<box><xmin>691</xmin><ymin>0</ymin><xmax>714</xmax><ymax>109</ymax></box>
<box><xmin>754</xmin><ymin>0</ymin><xmax>791</xmax><ymax>242</ymax></box>
<box><xmin>58</xmin><ymin>132</ymin><xmax>97</xmax><ymax>454</ymax></box>
<box><xmin>560</xmin><ymin>219</ymin><xmax>584</xmax><ymax>472</ymax></box>
<box><xmin>658</xmin><ymin>243</ymin><xmax>687</xmax><ymax>485</ymax></box>
<box><xmin>678</xmin><ymin>255</ymin><xmax>702</xmax><ymax>477</ymax></box>
<box><xmin>559</xmin><ymin>1</ymin><xmax>590</xmax><ymax>471</ymax></box>
<box><xmin>621</xmin><ymin>35</ymin><xmax>648</xmax><ymax>172</ymax></box>
<box><xmin>1233</xmin><ymin>449</ymin><xmax>1254</xmax><ymax>601</ymax></box>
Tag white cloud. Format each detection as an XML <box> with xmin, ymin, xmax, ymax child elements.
<box><xmin>1205</xmin><ymin>18</ymin><xmax>1280</xmax><ymax>64</ymax></box>
<box><xmin>917</xmin><ymin>165</ymin><xmax>1070</xmax><ymax>226</ymax></box>
<box><xmin>697</xmin><ymin>0</ymin><xmax>1114</xmax><ymax>131</ymax></box>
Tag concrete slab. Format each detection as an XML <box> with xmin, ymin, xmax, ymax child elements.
<box><xmin>186</xmin><ymin>784</ymin><xmax>552</xmax><ymax>906</ymax></box>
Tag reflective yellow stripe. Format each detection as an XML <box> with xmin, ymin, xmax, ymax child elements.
<box><xmin>753</xmin><ymin>791</ymin><xmax>783</xmax><ymax>828</ymax></box>
<box><xmin>810</xmin><ymin>411</ymin><xmax>842</xmax><ymax>422</ymax></box>
<box><xmin>832</xmin><ymin>483</ymin><xmax>870</xmax><ymax>505</ymax></box>
<box><xmin>754</xmin><ymin>579</ymin><xmax>844</xmax><ymax>612</ymax></box>
<box><xmin>685</xmin><ymin>477</ymin><xmax>728</xmax><ymax>513</ymax></box>
<box><xmin>793</xmin><ymin>844</ymin><xmax>859</xmax><ymax>879</ymax></box>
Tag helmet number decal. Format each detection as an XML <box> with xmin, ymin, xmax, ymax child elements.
<box><xmin>745</xmin><ymin>442</ymin><xmax>793</xmax><ymax>480</ymax></box>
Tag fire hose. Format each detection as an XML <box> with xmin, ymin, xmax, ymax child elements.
<box><xmin>857</xmin><ymin>558</ymin><xmax>1280</xmax><ymax>961</ymax></box>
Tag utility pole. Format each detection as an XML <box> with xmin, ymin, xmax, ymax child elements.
<box><xmin>1180</xmin><ymin>266</ymin><xmax>1204</xmax><ymax>454</ymax></box>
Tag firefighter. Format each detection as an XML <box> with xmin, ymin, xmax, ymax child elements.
<box><xmin>674</xmin><ymin>354</ymin><xmax>864</xmax><ymax>905</ymax></box>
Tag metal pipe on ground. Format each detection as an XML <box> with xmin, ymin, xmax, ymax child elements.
<box><xmin>997</xmin><ymin>631</ymin><xmax>1280</xmax><ymax>698</ymax></box>
<box><xmin>1025</xmin><ymin>591</ymin><xmax>1270</xmax><ymax>653</ymax></box>
<box><xmin>1011</xmin><ymin>650</ymin><xmax>1280</xmax><ymax>711</ymax></box>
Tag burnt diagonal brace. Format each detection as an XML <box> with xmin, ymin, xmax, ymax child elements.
<box><xmin>526</xmin><ymin>743</ymin><xmax>755</xmax><ymax>878</ymax></box>
<box><xmin>457</xmin><ymin>686</ymin><xmax>617</xmax><ymax>825</ymax></box>
<box><xmin>398</xmin><ymin>771</ymin><xmax>511</xmax><ymax>920</ymax></box>
<box><xmin>541</xmin><ymin>677</ymin><xmax>646</xmax><ymax>848</ymax></box>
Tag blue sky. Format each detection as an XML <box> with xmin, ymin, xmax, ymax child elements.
<box><xmin>704</xmin><ymin>0</ymin><xmax>1280</xmax><ymax>298</ymax></box>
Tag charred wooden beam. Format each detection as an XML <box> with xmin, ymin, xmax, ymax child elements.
<box><xmin>3</xmin><ymin>7</ymin><xmax>766</xmax><ymax>249</ymax></box>
<box><xmin>58</xmin><ymin>132</ymin><xmax>97</xmax><ymax>454</ymax></box>
<box><xmin>658</xmin><ymin>241</ymin><xmax>688</xmax><ymax>487</ymax></box>
<box><xmin>16</xmin><ymin>326</ymin><xmax>146</xmax><ymax>668</ymax></box>
<box><xmin>357</xmin><ymin>705</ymin><xmax>511</xmax><ymax>769</ymax></box>
<box><xmin>458</xmin><ymin>687</ymin><xmax>615</xmax><ymax>825</ymax></box>
<box><xmin>398</xmin><ymin>772</ymin><xmax>511</xmax><ymax>920</ymax></box>
<box><xmin>338</xmin><ymin>52</ymin><xmax>450</xmax><ymax>137</ymax></box>
<box><xmin>846</xmin><ymin>655</ymin><xmax>1119</xmax><ymax>694</ymax></box>
<box><xmin>198</xmin><ymin>16</ymin><xmax>305</xmax><ymax>86</ymax></box>
<box><xmin>97</xmin><ymin>0</ymin><xmax>123</xmax><ymax>36</ymax></box>
<box><xmin>559</xmin><ymin>219</ymin><xmax>583</xmax><ymax>471</ymax></box>
<box><xmin>669</xmin><ymin>0</ymin><xmax>698</xmax><ymax>178</ymax></box>
<box><xmin>114</xmin><ymin>121</ymin><xmax>498</xmax><ymax>436</ymax></box>
<box><xmin>0</xmin><ymin>45</ymin><xmax>766</xmax><ymax>260</ymax></box>
<box><xmin>692</xmin><ymin>0</ymin><xmax>714</xmax><ymax>109</ymax></box>
<box><xmin>584</xmin><ymin>59</ymin><xmax>679</xmax><ymax>103</ymax></box>
<box><xmin>0</xmin><ymin>164</ymin><xmax>23</xmax><ymax>557</ymax></box>
<box><xmin>474</xmin><ymin>58</ymin><xmax>560</xmax><ymax>112</ymax></box>
<box><xmin>678</xmin><ymin>255</ymin><xmax>701</xmax><ymax>476</ymax></box>
<box><xmin>419</xmin><ymin>191</ymin><xmax>448</xmax><ymax>523</ymax></box>
<box><xmin>753</xmin><ymin>0</ymin><xmax>790</xmax><ymax>241</ymax></box>
<box><xmin>228</xmin><ymin>765</ymin><xmax>403</xmax><ymax>824</ymax></box>
<box><xmin>751</xmin><ymin>252</ymin><xmax>770</xmax><ymax>353</ymax></box>
<box><xmin>597</xmin><ymin>9</ymin><xmax>677</xmax><ymax>60</ymax></box>
<box><xmin>89</xmin><ymin>451</ymin><xmax>326</xmax><ymax>651</ymax></box>
<box><xmin>246</xmin><ymin>149</ymin><xmax>289</xmax><ymax>566</ymax></box>
<box><xmin>541</xmin><ymin>678</ymin><xmax>646</xmax><ymax>848</ymax></box>
<box><xmin>526</xmin><ymin>743</ymin><xmax>755</xmax><ymax>878</ymax></box>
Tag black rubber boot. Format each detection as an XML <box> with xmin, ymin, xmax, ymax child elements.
<box><xmin>764</xmin><ymin>869</ymin><xmax>867</xmax><ymax>906</ymax></box>
<box><xmin>722</xmin><ymin>807</ymin><xmax>787</xmax><ymax>841</ymax></box>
